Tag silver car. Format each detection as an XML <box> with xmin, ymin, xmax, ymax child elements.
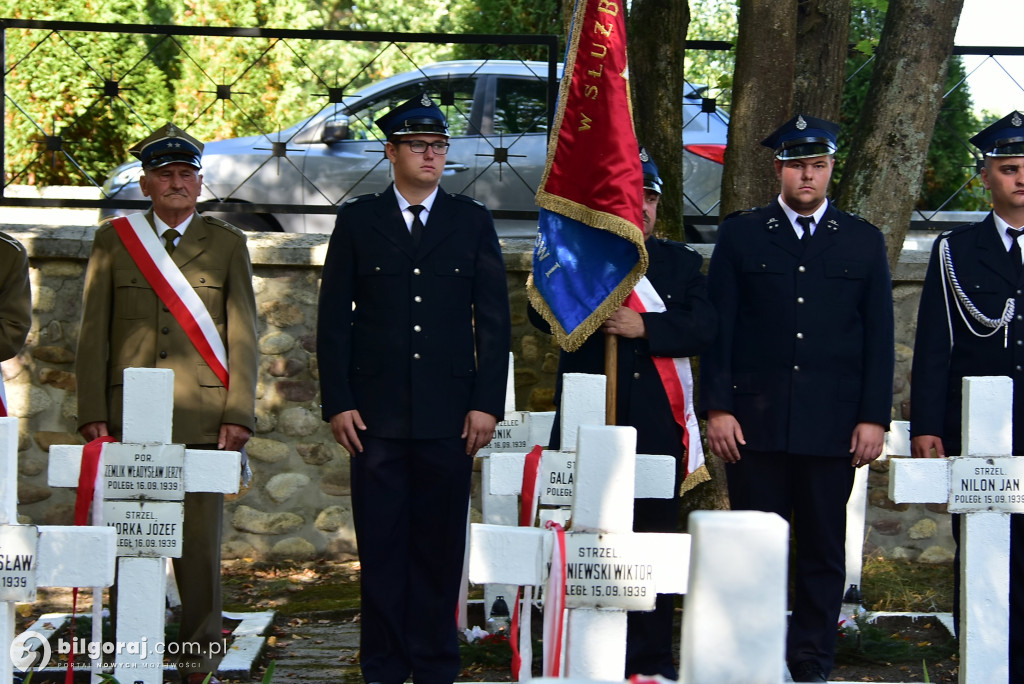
<box><xmin>100</xmin><ymin>60</ymin><xmax>727</xmax><ymax>238</ymax></box>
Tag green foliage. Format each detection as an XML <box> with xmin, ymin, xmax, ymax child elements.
<box><xmin>834</xmin><ymin>614</ymin><xmax>955</xmax><ymax>668</ymax></box>
<box><xmin>450</xmin><ymin>0</ymin><xmax>562</xmax><ymax>61</ymax></box>
<box><xmin>686</xmin><ymin>0</ymin><xmax>979</xmax><ymax>212</ymax></box>
<box><xmin>684</xmin><ymin>0</ymin><xmax>736</xmax><ymax>97</ymax></box>
<box><xmin>838</xmin><ymin>52</ymin><xmax>982</xmax><ymax>211</ymax></box>
<box><xmin>2</xmin><ymin>0</ymin><xmax>178</xmax><ymax>185</ymax></box>
<box><xmin>2</xmin><ymin>0</ymin><xmax>489</xmax><ymax>187</ymax></box>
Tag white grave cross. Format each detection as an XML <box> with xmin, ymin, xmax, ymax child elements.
<box><xmin>0</xmin><ymin>416</ymin><xmax>117</xmax><ymax>682</ymax></box>
<box><xmin>889</xmin><ymin>375</ymin><xmax>1018</xmax><ymax>683</ymax></box>
<box><xmin>477</xmin><ymin>372</ymin><xmax>676</xmax><ymax>642</ymax></box>
<box><xmin>48</xmin><ymin>368</ymin><xmax>240</xmax><ymax>684</ymax></box>
<box><xmin>471</xmin><ymin>423</ymin><xmax>689</xmax><ymax>679</ymax></box>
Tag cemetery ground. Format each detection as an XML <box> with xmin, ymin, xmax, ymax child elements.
<box><xmin>14</xmin><ymin>553</ymin><xmax>958</xmax><ymax>682</ymax></box>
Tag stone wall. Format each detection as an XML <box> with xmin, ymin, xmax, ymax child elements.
<box><xmin>4</xmin><ymin>225</ymin><xmax>952</xmax><ymax>565</ymax></box>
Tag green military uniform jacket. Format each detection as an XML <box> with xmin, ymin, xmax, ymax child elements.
<box><xmin>0</xmin><ymin>231</ymin><xmax>31</xmax><ymax>362</ymax></box>
<box><xmin>76</xmin><ymin>210</ymin><xmax>258</xmax><ymax>444</ymax></box>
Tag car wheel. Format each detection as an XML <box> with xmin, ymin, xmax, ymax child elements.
<box><xmin>201</xmin><ymin>208</ymin><xmax>282</xmax><ymax>232</ymax></box>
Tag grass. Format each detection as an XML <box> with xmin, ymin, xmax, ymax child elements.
<box><xmin>859</xmin><ymin>554</ymin><xmax>955</xmax><ymax>613</ymax></box>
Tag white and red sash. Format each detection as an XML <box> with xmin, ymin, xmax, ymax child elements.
<box><xmin>624</xmin><ymin>276</ymin><xmax>706</xmax><ymax>490</ymax></box>
<box><xmin>111</xmin><ymin>214</ymin><xmax>229</xmax><ymax>388</ymax></box>
<box><xmin>0</xmin><ymin>376</ymin><xmax>7</xmax><ymax>417</ymax></box>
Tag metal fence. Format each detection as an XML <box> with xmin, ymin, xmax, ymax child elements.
<box><xmin>1</xmin><ymin>19</ymin><xmax>561</xmax><ymax>230</ymax></box>
<box><xmin>2</xmin><ymin>18</ymin><xmax>1023</xmax><ymax>233</ymax></box>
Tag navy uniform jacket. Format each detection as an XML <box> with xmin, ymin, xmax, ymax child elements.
<box><xmin>700</xmin><ymin>201</ymin><xmax>894</xmax><ymax>457</ymax></box>
<box><xmin>535</xmin><ymin>237</ymin><xmax>717</xmax><ymax>457</ymax></box>
<box><xmin>911</xmin><ymin>214</ymin><xmax>1024</xmax><ymax>454</ymax></box>
<box><xmin>317</xmin><ymin>184</ymin><xmax>511</xmax><ymax>439</ymax></box>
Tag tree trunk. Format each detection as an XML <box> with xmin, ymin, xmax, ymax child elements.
<box><xmin>793</xmin><ymin>0</ymin><xmax>851</xmax><ymax>120</ymax></box>
<box><xmin>628</xmin><ymin>0</ymin><xmax>690</xmax><ymax>242</ymax></box>
<box><xmin>720</xmin><ymin>0</ymin><xmax>798</xmax><ymax>216</ymax></box>
<box><xmin>834</xmin><ymin>0</ymin><xmax>964</xmax><ymax>268</ymax></box>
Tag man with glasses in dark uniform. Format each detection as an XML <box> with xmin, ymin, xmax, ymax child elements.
<box><xmin>317</xmin><ymin>94</ymin><xmax>511</xmax><ymax>684</ymax></box>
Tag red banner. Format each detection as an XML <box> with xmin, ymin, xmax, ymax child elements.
<box><xmin>536</xmin><ymin>0</ymin><xmax>643</xmax><ymax>228</ymax></box>
<box><xmin>528</xmin><ymin>0</ymin><xmax>647</xmax><ymax>351</ymax></box>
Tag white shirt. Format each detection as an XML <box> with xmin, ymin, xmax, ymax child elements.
<box><xmin>152</xmin><ymin>212</ymin><xmax>194</xmax><ymax>249</ymax></box>
<box><xmin>394</xmin><ymin>187</ymin><xmax>439</xmax><ymax>233</ymax></box>
<box><xmin>992</xmin><ymin>211</ymin><xmax>1024</xmax><ymax>257</ymax></box>
<box><xmin>777</xmin><ymin>196</ymin><xmax>829</xmax><ymax>239</ymax></box>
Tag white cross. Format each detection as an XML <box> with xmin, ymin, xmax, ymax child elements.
<box><xmin>0</xmin><ymin>416</ymin><xmax>117</xmax><ymax>682</ymax></box>
<box><xmin>477</xmin><ymin>372</ymin><xmax>676</xmax><ymax>638</ymax></box>
<box><xmin>471</xmin><ymin>423</ymin><xmax>686</xmax><ymax>678</ymax></box>
<box><xmin>471</xmin><ymin>417</ymin><xmax>789</xmax><ymax>681</ymax></box>
<box><xmin>48</xmin><ymin>368</ymin><xmax>240</xmax><ymax>684</ymax></box>
<box><xmin>889</xmin><ymin>375</ymin><xmax>1018</xmax><ymax>683</ymax></box>
<box><xmin>473</xmin><ymin>354</ymin><xmax>556</xmax><ymax>626</ymax></box>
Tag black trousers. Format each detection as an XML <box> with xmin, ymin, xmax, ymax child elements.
<box><xmin>625</xmin><ymin>483</ymin><xmax>681</xmax><ymax>678</ymax></box>
<box><xmin>725</xmin><ymin>449</ymin><xmax>855</xmax><ymax>679</ymax></box>
<box><xmin>350</xmin><ymin>435</ymin><xmax>473</xmax><ymax>684</ymax></box>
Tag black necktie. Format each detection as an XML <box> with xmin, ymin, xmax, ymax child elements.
<box><xmin>1008</xmin><ymin>227</ymin><xmax>1023</xmax><ymax>278</ymax></box>
<box><xmin>409</xmin><ymin>205</ymin><xmax>425</xmax><ymax>248</ymax></box>
<box><xmin>163</xmin><ymin>228</ymin><xmax>180</xmax><ymax>255</ymax></box>
<box><xmin>797</xmin><ymin>215</ymin><xmax>814</xmax><ymax>248</ymax></box>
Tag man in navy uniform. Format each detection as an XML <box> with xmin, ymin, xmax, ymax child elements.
<box><xmin>317</xmin><ymin>94</ymin><xmax>511</xmax><ymax>683</ymax></box>
<box><xmin>701</xmin><ymin>115</ymin><xmax>894</xmax><ymax>682</ymax></box>
<box><xmin>531</xmin><ymin>146</ymin><xmax>716</xmax><ymax>678</ymax></box>
<box><xmin>910</xmin><ymin>111</ymin><xmax>1024</xmax><ymax>682</ymax></box>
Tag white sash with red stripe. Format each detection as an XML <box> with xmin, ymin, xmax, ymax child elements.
<box><xmin>0</xmin><ymin>376</ymin><xmax>7</xmax><ymax>417</ymax></box>
<box><xmin>625</xmin><ymin>276</ymin><xmax>706</xmax><ymax>491</ymax></box>
<box><xmin>112</xmin><ymin>214</ymin><xmax>229</xmax><ymax>388</ymax></box>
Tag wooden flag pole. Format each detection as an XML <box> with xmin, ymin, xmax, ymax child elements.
<box><xmin>604</xmin><ymin>332</ymin><xmax>618</xmax><ymax>425</ymax></box>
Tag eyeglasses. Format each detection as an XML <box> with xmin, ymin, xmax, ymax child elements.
<box><xmin>395</xmin><ymin>140</ymin><xmax>450</xmax><ymax>154</ymax></box>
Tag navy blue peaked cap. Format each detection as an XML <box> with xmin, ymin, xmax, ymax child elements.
<box><xmin>639</xmin><ymin>146</ymin><xmax>662</xmax><ymax>195</ymax></box>
<box><xmin>761</xmin><ymin>114</ymin><xmax>839</xmax><ymax>160</ymax></box>
<box><xmin>375</xmin><ymin>93</ymin><xmax>449</xmax><ymax>138</ymax></box>
<box><xmin>970</xmin><ymin>111</ymin><xmax>1024</xmax><ymax>157</ymax></box>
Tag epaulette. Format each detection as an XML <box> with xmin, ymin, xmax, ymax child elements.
<box><xmin>449</xmin><ymin>193</ymin><xmax>486</xmax><ymax>208</ymax></box>
<box><xmin>342</xmin><ymin>192</ymin><xmax>380</xmax><ymax>206</ymax></box>
<box><xmin>202</xmin><ymin>214</ymin><xmax>247</xmax><ymax>238</ymax></box>
<box><xmin>939</xmin><ymin>222</ymin><xmax>976</xmax><ymax>239</ymax></box>
<box><xmin>659</xmin><ymin>237</ymin><xmax>699</xmax><ymax>254</ymax></box>
<box><xmin>722</xmin><ymin>207</ymin><xmax>758</xmax><ymax>221</ymax></box>
<box><xmin>0</xmin><ymin>231</ymin><xmax>23</xmax><ymax>251</ymax></box>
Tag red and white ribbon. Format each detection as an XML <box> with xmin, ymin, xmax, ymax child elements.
<box><xmin>509</xmin><ymin>445</ymin><xmax>543</xmax><ymax>680</ymax></box>
<box><xmin>112</xmin><ymin>214</ymin><xmax>229</xmax><ymax>387</ymax></box>
<box><xmin>0</xmin><ymin>376</ymin><xmax>7</xmax><ymax>417</ymax></box>
<box><xmin>625</xmin><ymin>276</ymin><xmax>705</xmax><ymax>482</ymax></box>
<box><xmin>542</xmin><ymin>519</ymin><xmax>567</xmax><ymax>677</ymax></box>
<box><xmin>66</xmin><ymin>436</ymin><xmax>116</xmax><ymax>684</ymax></box>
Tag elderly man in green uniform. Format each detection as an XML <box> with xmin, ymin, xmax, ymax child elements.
<box><xmin>0</xmin><ymin>229</ymin><xmax>31</xmax><ymax>415</ymax></box>
<box><xmin>76</xmin><ymin>124</ymin><xmax>258</xmax><ymax>684</ymax></box>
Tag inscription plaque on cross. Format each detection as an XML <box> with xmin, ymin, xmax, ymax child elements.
<box><xmin>475</xmin><ymin>354</ymin><xmax>548</xmax><ymax>618</ymax></box>
<box><xmin>471</xmin><ymin>423</ymin><xmax>689</xmax><ymax>679</ymax></box>
<box><xmin>48</xmin><ymin>368</ymin><xmax>240</xmax><ymax>684</ymax></box>
<box><xmin>889</xmin><ymin>375</ymin><xmax>1018</xmax><ymax>683</ymax></box>
<box><xmin>478</xmin><ymin>372</ymin><xmax>676</xmax><ymax>636</ymax></box>
<box><xmin>0</xmin><ymin>416</ymin><xmax>117</xmax><ymax>682</ymax></box>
